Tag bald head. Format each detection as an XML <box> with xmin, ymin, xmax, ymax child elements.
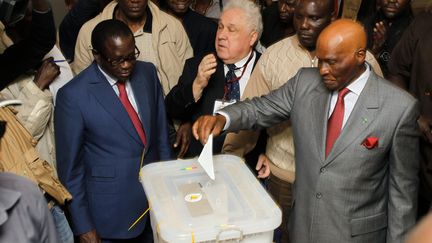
<box><xmin>317</xmin><ymin>19</ymin><xmax>367</xmax><ymax>56</ymax></box>
<box><xmin>316</xmin><ymin>19</ymin><xmax>368</xmax><ymax>91</ymax></box>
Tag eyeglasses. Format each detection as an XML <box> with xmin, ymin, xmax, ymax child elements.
<box><xmin>94</xmin><ymin>46</ymin><xmax>140</xmax><ymax>67</ymax></box>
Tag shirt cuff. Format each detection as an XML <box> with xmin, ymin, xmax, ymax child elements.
<box><xmin>217</xmin><ymin>111</ymin><xmax>230</xmax><ymax>131</ymax></box>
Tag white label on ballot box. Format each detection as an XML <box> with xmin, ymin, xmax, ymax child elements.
<box><xmin>213</xmin><ymin>99</ymin><xmax>236</xmax><ymax>114</ymax></box>
<box><xmin>179</xmin><ymin>183</ymin><xmax>213</xmax><ymax>217</ymax></box>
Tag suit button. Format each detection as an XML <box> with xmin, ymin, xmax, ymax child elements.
<box><xmin>316</xmin><ymin>193</ymin><xmax>322</xmax><ymax>199</ymax></box>
<box><xmin>320</xmin><ymin>168</ymin><xmax>326</xmax><ymax>173</ymax></box>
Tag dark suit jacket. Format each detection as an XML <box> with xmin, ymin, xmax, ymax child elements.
<box><xmin>55</xmin><ymin>62</ymin><xmax>172</xmax><ymax>239</ymax></box>
<box><xmin>165</xmin><ymin>51</ymin><xmax>260</xmax><ymax>157</ymax></box>
<box><xmin>0</xmin><ymin>10</ymin><xmax>56</xmax><ymax>89</ymax></box>
<box><xmin>223</xmin><ymin>68</ymin><xmax>419</xmax><ymax>243</ymax></box>
<box><xmin>183</xmin><ymin>9</ymin><xmax>217</xmax><ymax>57</ymax></box>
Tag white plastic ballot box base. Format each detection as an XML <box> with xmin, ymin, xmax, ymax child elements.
<box><xmin>140</xmin><ymin>154</ymin><xmax>282</xmax><ymax>243</ymax></box>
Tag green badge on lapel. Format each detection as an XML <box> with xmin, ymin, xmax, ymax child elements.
<box><xmin>362</xmin><ymin>117</ymin><xmax>368</xmax><ymax>124</ymax></box>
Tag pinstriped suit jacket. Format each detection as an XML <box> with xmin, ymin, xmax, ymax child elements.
<box><xmin>222</xmin><ymin>67</ymin><xmax>419</xmax><ymax>243</ymax></box>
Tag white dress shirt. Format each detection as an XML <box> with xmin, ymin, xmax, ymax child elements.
<box><xmin>328</xmin><ymin>64</ymin><xmax>371</xmax><ymax>128</ymax></box>
<box><xmin>97</xmin><ymin>65</ymin><xmax>142</xmax><ymax>120</ymax></box>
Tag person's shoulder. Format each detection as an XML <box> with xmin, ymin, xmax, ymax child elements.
<box><xmin>80</xmin><ymin>1</ymin><xmax>116</xmax><ymax>33</ymax></box>
<box><xmin>413</xmin><ymin>12</ymin><xmax>432</xmax><ymax>25</ymax></box>
<box><xmin>184</xmin><ymin>53</ymin><xmax>207</xmax><ymax>67</ymax></box>
<box><xmin>262</xmin><ymin>36</ymin><xmax>297</xmax><ymax>58</ymax></box>
<box><xmin>134</xmin><ymin>61</ymin><xmax>157</xmax><ymax>73</ymax></box>
<box><xmin>408</xmin><ymin>12</ymin><xmax>432</xmax><ymax>32</ymax></box>
<box><xmin>284</xmin><ymin>67</ymin><xmax>321</xmax><ymax>87</ymax></box>
<box><xmin>149</xmin><ymin>2</ymin><xmax>183</xmax><ymax>28</ymax></box>
<box><xmin>0</xmin><ymin>173</ymin><xmax>42</xmax><ymax>199</ymax></box>
<box><xmin>60</xmin><ymin>63</ymin><xmax>97</xmax><ymax>93</ymax></box>
<box><xmin>186</xmin><ymin>10</ymin><xmax>217</xmax><ymax>29</ymax></box>
<box><xmin>297</xmin><ymin>67</ymin><xmax>321</xmax><ymax>78</ymax></box>
<box><xmin>374</xmin><ymin>72</ymin><xmax>417</xmax><ymax>105</ymax></box>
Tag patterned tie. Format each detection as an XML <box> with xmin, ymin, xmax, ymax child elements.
<box><xmin>116</xmin><ymin>81</ymin><xmax>147</xmax><ymax>146</ymax></box>
<box><xmin>325</xmin><ymin>87</ymin><xmax>350</xmax><ymax>157</ymax></box>
<box><xmin>226</xmin><ymin>64</ymin><xmax>240</xmax><ymax>101</ymax></box>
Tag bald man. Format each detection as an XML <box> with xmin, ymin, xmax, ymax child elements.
<box><xmin>192</xmin><ymin>19</ymin><xmax>419</xmax><ymax>243</ymax></box>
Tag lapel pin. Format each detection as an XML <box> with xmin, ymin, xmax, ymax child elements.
<box><xmin>362</xmin><ymin>117</ymin><xmax>368</xmax><ymax>124</ymax></box>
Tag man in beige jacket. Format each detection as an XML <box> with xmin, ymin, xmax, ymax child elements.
<box><xmin>72</xmin><ymin>0</ymin><xmax>193</xmax><ymax>96</ymax></box>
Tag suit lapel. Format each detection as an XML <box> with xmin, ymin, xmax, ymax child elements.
<box><xmin>214</xmin><ymin>59</ymin><xmax>226</xmax><ymax>98</ymax></box>
<box><xmin>324</xmin><ymin>72</ymin><xmax>380</xmax><ymax>165</ymax></box>
<box><xmin>130</xmin><ymin>68</ymin><xmax>151</xmax><ymax>151</ymax></box>
<box><xmin>310</xmin><ymin>82</ymin><xmax>331</xmax><ymax>163</ymax></box>
<box><xmin>88</xmin><ymin>64</ymin><xmax>143</xmax><ymax>145</ymax></box>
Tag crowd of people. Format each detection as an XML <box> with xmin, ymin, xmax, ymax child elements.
<box><xmin>0</xmin><ymin>0</ymin><xmax>431</xmax><ymax>242</ymax></box>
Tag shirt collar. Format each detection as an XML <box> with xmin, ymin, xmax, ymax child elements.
<box><xmin>226</xmin><ymin>50</ymin><xmax>253</xmax><ymax>68</ymax></box>
<box><xmin>97</xmin><ymin>65</ymin><xmax>121</xmax><ymax>87</ymax></box>
<box><xmin>346</xmin><ymin>63</ymin><xmax>371</xmax><ymax>96</ymax></box>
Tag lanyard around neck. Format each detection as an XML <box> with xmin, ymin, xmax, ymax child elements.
<box><xmin>225</xmin><ymin>51</ymin><xmax>254</xmax><ymax>84</ymax></box>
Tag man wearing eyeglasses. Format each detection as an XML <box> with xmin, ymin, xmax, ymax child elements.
<box><xmin>55</xmin><ymin>19</ymin><xmax>172</xmax><ymax>243</ymax></box>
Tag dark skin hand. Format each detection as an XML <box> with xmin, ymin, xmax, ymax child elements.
<box><xmin>371</xmin><ymin>21</ymin><xmax>388</xmax><ymax>55</ymax></box>
<box><xmin>79</xmin><ymin>229</ymin><xmax>101</xmax><ymax>243</ymax></box>
<box><xmin>33</xmin><ymin>57</ymin><xmax>60</xmax><ymax>90</ymax></box>
<box><xmin>174</xmin><ymin>121</ymin><xmax>192</xmax><ymax>158</ymax></box>
<box><xmin>192</xmin><ymin>114</ymin><xmax>226</xmax><ymax>145</ymax></box>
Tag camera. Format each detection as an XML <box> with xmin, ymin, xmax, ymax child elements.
<box><xmin>0</xmin><ymin>0</ymin><xmax>29</xmax><ymax>25</ymax></box>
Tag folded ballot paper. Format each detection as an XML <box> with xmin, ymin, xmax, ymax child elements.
<box><xmin>197</xmin><ymin>134</ymin><xmax>215</xmax><ymax>180</ymax></box>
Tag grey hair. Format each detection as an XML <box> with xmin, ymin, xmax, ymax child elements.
<box><xmin>222</xmin><ymin>0</ymin><xmax>263</xmax><ymax>40</ymax></box>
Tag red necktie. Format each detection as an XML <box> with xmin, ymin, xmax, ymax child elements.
<box><xmin>116</xmin><ymin>81</ymin><xmax>147</xmax><ymax>146</ymax></box>
<box><xmin>325</xmin><ymin>87</ymin><xmax>350</xmax><ymax>157</ymax></box>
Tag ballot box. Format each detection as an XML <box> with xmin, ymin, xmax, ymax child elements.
<box><xmin>140</xmin><ymin>154</ymin><xmax>282</xmax><ymax>243</ymax></box>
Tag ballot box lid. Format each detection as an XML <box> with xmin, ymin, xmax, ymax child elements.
<box><xmin>140</xmin><ymin>154</ymin><xmax>282</xmax><ymax>242</ymax></box>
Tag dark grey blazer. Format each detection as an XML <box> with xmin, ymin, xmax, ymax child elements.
<box><xmin>222</xmin><ymin>67</ymin><xmax>419</xmax><ymax>243</ymax></box>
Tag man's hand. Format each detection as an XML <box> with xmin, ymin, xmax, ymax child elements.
<box><xmin>174</xmin><ymin>122</ymin><xmax>192</xmax><ymax>158</ymax></box>
<box><xmin>256</xmin><ymin>154</ymin><xmax>271</xmax><ymax>178</ymax></box>
<box><xmin>192</xmin><ymin>115</ymin><xmax>226</xmax><ymax>145</ymax></box>
<box><xmin>33</xmin><ymin>57</ymin><xmax>60</xmax><ymax>90</ymax></box>
<box><xmin>79</xmin><ymin>229</ymin><xmax>101</xmax><ymax>243</ymax></box>
<box><xmin>192</xmin><ymin>53</ymin><xmax>217</xmax><ymax>101</ymax></box>
<box><xmin>371</xmin><ymin>21</ymin><xmax>388</xmax><ymax>55</ymax></box>
<box><xmin>417</xmin><ymin>116</ymin><xmax>432</xmax><ymax>144</ymax></box>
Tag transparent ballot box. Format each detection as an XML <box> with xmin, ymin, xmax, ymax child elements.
<box><xmin>140</xmin><ymin>154</ymin><xmax>282</xmax><ymax>242</ymax></box>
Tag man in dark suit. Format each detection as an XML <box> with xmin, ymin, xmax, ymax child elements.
<box><xmin>193</xmin><ymin>19</ymin><xmax>419</xmax><ymax>243</ymax></box>
<box><xmin>55</xmin><ymin>19</ymin><xmax>172</xmax><ymax>242</ymax></box>
<box><xmin>388</xmin><ymin>13</ymin><xmax>432</xmax><ymax>219</ymax></box>
<box><xmin>165</xmin><ymin>0</ymin><xmax>263</xmax><ymax>157</ymax></box>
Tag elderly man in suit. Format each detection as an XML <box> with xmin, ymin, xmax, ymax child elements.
<box><xmin>165</xmin><ymin>0</ymin><xmax>264</xmax><ymax>158</ymax></box>
<box><xmin>192</xmin><ymin>19</ymin><xmax>419</xmax><ymax>243</ymax></box>
<box><xmin>55</xmin><ymin>20</ymin><xmax>172</xmax><ymax>242</ymax></box>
